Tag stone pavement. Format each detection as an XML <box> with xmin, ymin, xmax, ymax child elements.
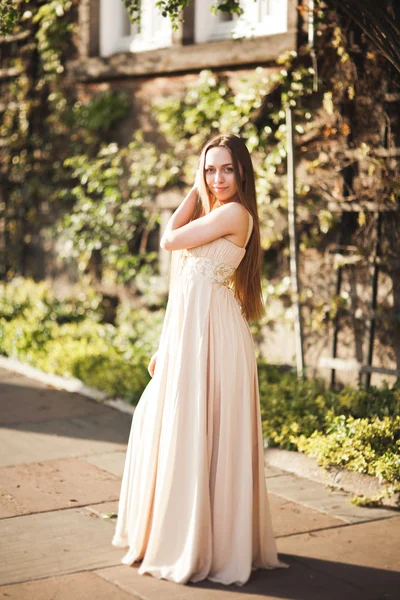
<box><xmin>0</xmin><ymin>366</ymin><xmax>399</xmax><ymax>600</ymax></box>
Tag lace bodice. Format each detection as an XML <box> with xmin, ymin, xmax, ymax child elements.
<box><xmin>178</xmin><ymin>212</ymin><xmax>253</xmax><ymax>289</ymax></box>
<box><xmin>179</xmin><ymin>253</ymin><xmax>236</xmax><ymax>288</ymax></box>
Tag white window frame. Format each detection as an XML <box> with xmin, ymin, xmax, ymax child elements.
<box><xmin>99</xmin><ymin>0</ymin><xmax>172</xmax><ymax>57</ymax></box>
<box><xmin>195</xmin><ymin>0</ymin><xmax>288</xmax><ymax>44</ymax></box>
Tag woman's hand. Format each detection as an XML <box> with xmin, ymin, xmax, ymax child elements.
<box><xmin>148</xmin><ymin>350</ymin><xmax>158</xmax><ymax>377</ymax></box>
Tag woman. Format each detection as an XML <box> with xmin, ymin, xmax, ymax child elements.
<box><xmin>111</xmin><ymin>134</ymin><xmax>288</xmax><ymax>586</ymax></box>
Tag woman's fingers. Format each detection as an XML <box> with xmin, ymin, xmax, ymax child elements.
<box><xmin>148</xmin><ymin>353</ymin><xmax>157</xmax><ymax>377</ymax></box>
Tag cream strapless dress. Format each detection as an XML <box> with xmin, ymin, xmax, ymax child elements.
<box><xmin>112</xmin><ymin>210</ymin><xmax>288</xmax><ymax>585</ymax></box>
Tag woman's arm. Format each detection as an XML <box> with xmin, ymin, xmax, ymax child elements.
<box><xmin>160</xmin><ymin>185</ymin><xmax>198</xmax><ymax>244</ymax></box>
<box><xmin>160</xmin><ymin>201</ymin><xmax>247</xmax><ymax>251</ymax></box>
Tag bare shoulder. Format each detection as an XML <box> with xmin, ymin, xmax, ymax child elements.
<box><xmin>216</xmin><ymin>201</ymin><xmax>250</xmax><ymax>222</ymax></box>
<box><xmin>213</xmin><ymin>202</ymin><xmax>251</xmax><ymax>246</ymax></box>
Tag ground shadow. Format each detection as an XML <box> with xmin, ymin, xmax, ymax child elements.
<box><xmin>0</xmin><ymin>378</ymin><xmax>132</xmax><ymax>447</ymax></box>
<box><xmin>185</xmin><ymin>553</ymin><xmax>400</xmax><ymax>599</ymax></box>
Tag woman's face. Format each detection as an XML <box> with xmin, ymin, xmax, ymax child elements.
<box><xmin>204</xmin><ymin>146</ymin><xmax>241</xmax><ymax>205</ymax></box>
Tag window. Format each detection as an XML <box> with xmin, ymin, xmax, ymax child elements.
<box><xmin>99</xmin><ymin>0</ymin><xmax>172</xmax><ymax>57</ymax></box>
<box><xmin>195</xmin><ymin>0</ymin><xmax>288</xmax><ymax>44</ymax></box>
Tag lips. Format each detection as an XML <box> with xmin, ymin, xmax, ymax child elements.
<box><xmin>214</xmin><ymin>187</ymin><xmax>228</xmax><ymax>192</ymax></box>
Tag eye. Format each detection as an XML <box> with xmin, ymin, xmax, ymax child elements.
<box><xmin>224</xmin><ymin>167</ymin><xmax>234</xmax><ymax>173</ymax></box>
<box><xmin>205</xmin><ymin>168</ymin><xmax>214</xmax><ymax>173</ymax></box>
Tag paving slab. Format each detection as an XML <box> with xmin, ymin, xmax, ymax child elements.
<box><xmin>277</xmin><ymin>516</ymin><xmax>400</xmax><ymax>599</ymax></box>
<box><xmin>82</xmin><ymin>450</ymin><xmax>127</xmax><ymax>477</ymax></box>
<box><xmin>0</xmin><ymin>410</ymin><xmax>131</xmax><ymax>467</ymax></box>
<box><xmin>265</xmin><ymin>447</ymin><xmax>400</xmax><ymax>507</ymax></box>
<box><xmin>86</xmin><ymin>494</ymin><xmax>345</xmax><ymax>541</ymax></box>
<box><xmin>86</xmin><ymin>500</ymin><xmax>119</xmax><ymax>518</ymax></box>
<box><xmin>266</xmin><ymin>471</ymin><xmax>397</xmax><ymax>523</ymax></box>
<box><xmin>81</xmin><ymin>457</ymin><xmax>346</xmax><ymax>535</ymax></box>
<box><xmin>268</xmin><ymin>493</ymin><xmax>344</xmax><ymax>537</ymax></box>
<box><xmin>0</xmin><ymin>506</ymin><xmax>121</xmax><ymax>585</ymax></box>
<box><xmin>0</xmin><ymin>374</ymin><xmax>110</xmax><ymax>426</ymax></box>
<box><xmin>0</xmin><ymin>367</ymin><xmax>48</xmax><ymax>387</ymax></box>
<box><xmin>0</xmin><ymin>457</ymin><xmax>121</xmax><ymax>518</ymax></box>
<box><xmin>265</xmin><ymin>465</ymin><xmax>291</xmax><ymax>478</ymax></box>
<box><xmin>0</xmin><ymin>571</ymin><xmax>139</xmax><ymax>599</ymax></box>
<box><xmin>96</xmin><ymin>557</ymin><xmax>364</xmax><ymax>600</ymax></box>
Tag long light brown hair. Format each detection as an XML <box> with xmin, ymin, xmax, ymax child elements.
<box><xmin>191</xmin><ymin>134</ymin><xmax>265</xmax><ymax>322</ymax></box>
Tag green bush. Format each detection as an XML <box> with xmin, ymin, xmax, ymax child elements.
<box><xmin>333</xmin><ymin>384</ymin><xmax>400</xmax><ymax>420</ymax></box>
<box><xmin>0</xmin><ymin>278</ymin><xmax>164</xmax><ymax>403</ymax></box>
<box><xmin>258</xmin><ymin>362</ymin><xmax>400</xmax><ymax>485</ymax></box>
<box><xmin>297</xmin><ymin>414</ymin><xmax>400</xmax><ymax>485</ymax></box>
<box><xmin>258</xmin><ymin>363</ymin><xmax>336</xmax><ymax>449</ymax></box>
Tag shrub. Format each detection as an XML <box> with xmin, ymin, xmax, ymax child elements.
<box><xmin>297</xmin><ymin>414</ymin><xmax>400</xmax><ymax>485</ymax></box>
<box><xmin>258</xmin><ymin>363</ymin><xmax>336</xmax><ymax>449</ymax></box>
<box><xmin>0</xmin><ymin>278</ymin><xmax>164</xmax><ymax>403</ymax></box>
<box><xmin>258</xmin><ymin>362</ymin><xmax>400</xmax><ymax>485</ymax></box>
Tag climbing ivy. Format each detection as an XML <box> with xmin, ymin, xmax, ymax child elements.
<box><xmin>0</xmin><ymin>0</ymin><xmax>153</xmax><ymax>283</ymax></box>
<box><xmin>0</xmin><ymin>0</ymin><xmax>20</xmax><ymax>35</ymax></box>
<box><xmin>58</xmin><ymin>133</ymin><xmax>181</xmax><ymax>285</ymax></box>
<box><xmin>121</xmin><ymin>0</ymin><xmax>242</xmax><ymax>29</ymax></box>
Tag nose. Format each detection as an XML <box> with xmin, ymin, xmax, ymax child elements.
<box><xmin>214</xmin><ymin>169</ymin><xmax>225</xmax><ymax>184</ymax></box>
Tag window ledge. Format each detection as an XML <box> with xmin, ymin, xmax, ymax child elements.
<box><xmin>66</xmin><ymin>30</ymin><xmax>296</xmax><ymax>81</ymax></box>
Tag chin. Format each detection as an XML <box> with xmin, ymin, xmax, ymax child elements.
<box><xmin>214</xmin><ymin>192</ymin><xmax>237</xmax><ymax>202</ymax></box>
